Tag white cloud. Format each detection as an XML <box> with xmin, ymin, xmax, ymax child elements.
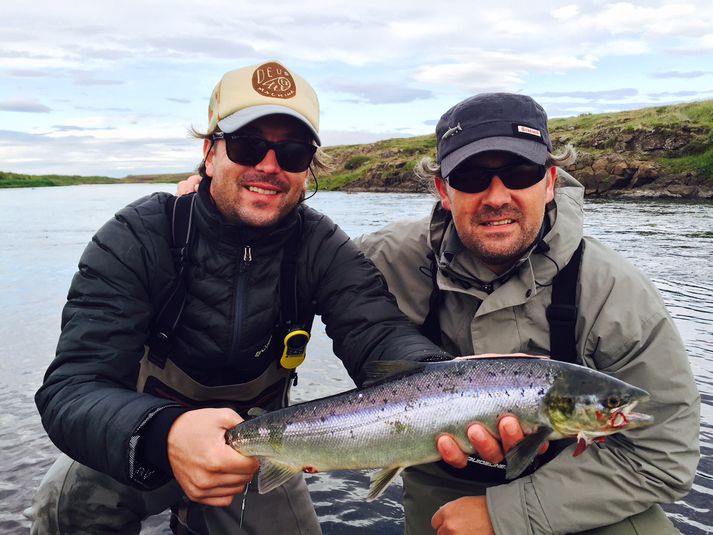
<box><xmin>1</xmin><ymin>0</ymin><xmax>712</xmax><ymax>175</ymax></box>
<box><xmin>414</xmin><ymin>52</ymin><xmax>596</xmax><ymax>92</ymax></box>
<box><xmin>552</xmin><ymin>5</ymin><xmax>580</xmax><ymax>20</ymax></box>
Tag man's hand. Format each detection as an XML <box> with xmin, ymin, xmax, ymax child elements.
<box><xmin>176</xmin><ymin>174</ymin><xmax>202</xmax><ymax>196</ymax></box>
<box><xmin>437</xmin><ymin>415</ymin><xmax>549</xmax><ymax>468</ymax></box>
<box><xmin>432</xmin><ymin>496</ymin><xmax>494</xmax><ymax>535</ymax></box>
<box><xmin>167</xmin><ymin>408</ymin><xmax>259</xmax><ymax>506</ymax></box>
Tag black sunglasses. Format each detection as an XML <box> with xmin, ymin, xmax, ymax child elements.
<box><xmin>446</xmin><ymin>161</ymin><xmax>547</xmax><ymax>193</ymax></box>
<box><xmin>211</xmin><ymin>132</ymin><xmax>316</xmax><ymax>173</ymax></box>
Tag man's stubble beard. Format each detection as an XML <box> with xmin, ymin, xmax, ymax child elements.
<box><xmin>459</xmin><ymin>216</ymin><xmax>542</xmax><ymax>272</ymax></box>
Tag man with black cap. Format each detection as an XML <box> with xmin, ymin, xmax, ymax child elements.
<box><xmin>28</xmin><ymin>61</ymin><xmax>453</xmax><ymax>534</ymax></box>
<box><xmin>357</xmin><ymin>93</ymin><xmax>699</xmax><ymax>534</ymax></box>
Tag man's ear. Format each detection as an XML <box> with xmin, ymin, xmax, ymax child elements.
<box><xmin>203</xmin><ymin>139</ymin><xmax>214</xmax><ymax>178</ymax></box>
<box><xmin>434</xmin><ymin>176</ymin><xmax>452</xmax><ymax>211</ymax></box>
<box><xmin>545</xmin><ymin>167</ymin><xmax>556</xmax><ymax>203</ymax></box>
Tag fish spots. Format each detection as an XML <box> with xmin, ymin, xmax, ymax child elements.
<box><xmin>303</xmin><ymin>466</ymin><xmax>319</xmax><ymax>474</ymax></box>
<box><xmin>389</xmin><ymin>420</ymin><xmax>408</xmax><ymax>434</ymax></box>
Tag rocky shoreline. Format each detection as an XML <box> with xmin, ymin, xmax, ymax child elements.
<box><xmin>552</xmin><ymin>125</ymin><xmax>713</xmax><ymax>200</ymax></box>
<box><xmin>339</xmin><ymin>149</ymin><xmax>713</xmax><ymax>200</ymax></box>
<box><xmin>338</xmin><ymin>140</ymin><xmax>712</xmax><ymax>201</ymax></box>
<box><xmin>332</xmin><ymin>100</ymin><xmax>713</xmax><ymax>200</ymax></box>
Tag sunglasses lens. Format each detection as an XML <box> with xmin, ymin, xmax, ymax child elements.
<box><xmin>276</xmin><ymin>143</ymin><xmax>316</xmax><ymax>172</ymax></box>
<box><xmin>446</xmin><ymin>168</ymin><xmax>491</xmax><ymax>193</ymax></box>
<box><xmin>447</xmin><ymin>162</ymin><xmax>545</xmax><ymax>193</ymax></box>
<box><xmin>499</xmin><ymin>164</ymin><xmax>546</xmax><ymax>189</ymax></box>
<box><xmin>225</xmin><ymin>136</ymin><xmax>267</xmax><ymax>167</ymax></box>
<box><xmin>224</xmin><ymin>135</ymin><xmax>315</xmax><ymax>172</ymax></box>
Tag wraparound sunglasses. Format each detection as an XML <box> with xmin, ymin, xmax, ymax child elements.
<box><xmin>446</xmin><ymin>161</ymin><xmax>547</xmax><ymax>193</ymax></box>
<box><xmin>211</xmin><ymin>132</ymin><xmax>317</xmax><ymax>173</ymax></box>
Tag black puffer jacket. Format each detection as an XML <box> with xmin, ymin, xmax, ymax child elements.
<box><xmin>36</xmin><ymin>190</ymin><xmax>448</xmax><ymax>488</ymax></box>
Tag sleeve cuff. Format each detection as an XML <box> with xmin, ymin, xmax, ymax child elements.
<box><xmin>487</xmin><ymin>478</ymin><xmax>555</xmax><ymax>535</ymax></box>
<box><xmin>486</xmin><ymin>478</ymin><xmax>530</xmax><ymax>535</ymax></box>
<box><xmin>135</xmin><ymin>406</ymin><xmax>187</xmax><ymax>476</ymax></box>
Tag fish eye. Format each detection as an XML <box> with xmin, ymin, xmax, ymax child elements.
<box><xmin>606</xmin><ymin>395</ymin><xmax>622</xmax><ymax>409</ymax></box>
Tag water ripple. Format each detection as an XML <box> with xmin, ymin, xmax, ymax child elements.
<box><xmin>1</xmin><ymin>188</ymin><xmax>711</xmax><ymax>534</ymax></box>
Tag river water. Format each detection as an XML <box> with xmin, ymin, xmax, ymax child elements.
<box><xmin>0</xmin><ymin>184</ymin><xmax>710</xmax><ymax>534</ymax></box>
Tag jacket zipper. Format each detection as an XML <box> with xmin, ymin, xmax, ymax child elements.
<box><xmin>229</xmin><ymin>245</ymin><xmax>252</xmax><ymax>364</ymax></box>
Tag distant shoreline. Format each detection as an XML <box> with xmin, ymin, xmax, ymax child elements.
<box><xmin>3</xmin><ymin>98</ymin><xmax>712</xmax><ymax>200</ymax></box>
<box><xmin>3</xmin><ymin>178</ymin><xmax>712</xmax><ymax>202</ymax></box>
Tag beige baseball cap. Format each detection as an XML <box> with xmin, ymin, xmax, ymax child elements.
<box><xmin>207</xmin><ymin>61</ymin><xmax>321</xmax><ymax>145</ymax></box>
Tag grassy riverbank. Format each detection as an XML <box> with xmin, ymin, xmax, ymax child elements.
<box><xmin>0</xmin><ymin>171</ymin><xmax>192</xmax><ymax>189</ymax></box>
<box><xmin>3</xmin><ymin>99</ymin><xmax>712</xmax><ymax>197</ymax></box>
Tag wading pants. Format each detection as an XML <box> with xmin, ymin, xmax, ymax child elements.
<box><xmin>27</xmin><ymin>453</ymin><xmax>322</xmax><ymax>535</ymax></box>
<box><xmin>402</xmin><ymin>464</ymin><xmax>680</xmax><ymax>535</ymax></box>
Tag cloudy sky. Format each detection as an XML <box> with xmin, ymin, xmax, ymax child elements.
<box><xmin>2</xmin><ymin>1</ymin><xmax>712</xmax><ymax>177</ymax></box>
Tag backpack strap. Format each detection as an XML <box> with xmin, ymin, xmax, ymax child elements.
<box><xmin>419</xmin><ymin>251</ymin><xmax>443</xmax><ymax>345</ymax></box>
<box><xmin>419</xmin><ymin>211</ymin><xmax>451</xmax><ymax>345</ymax></box>
<box><xmin>279</xmin><ymin>211</ymin><xmax>304</xmax><ymax>329</ymax></box>
<box><xmin>546</xmin><ymin>239</ymin><xmax>584</xmax><ymax>364</ymax></box>
<box><xmin>148</xmin><ymin>194</ymin><xmax>197</xmax><ymax>367</ymax></box>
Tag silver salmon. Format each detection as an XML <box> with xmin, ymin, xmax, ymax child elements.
<box><xmin>225</xmin><ymin>356</ymin><xmax>652</xmax><ymax>500</ymax></box>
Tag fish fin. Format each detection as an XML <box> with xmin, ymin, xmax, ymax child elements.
<box><xmin>504</xmin><ymin>426</ymin><xmax>552</xmax><ymax>480</ymax></box>
<box><xmin>573</xmin><ymin>431</ymin><xmax>602</xmax><ymax>457</ymax></box>
<box><xmin>367</xmin><ymin>466</ymin><xmax>404</xmax><ymax>501</ymax></box>
<box><xmin>246</xmin><ymin>407</ymin><xmax>268</xmax><ymax>418</ymax></box>
<box><xmin>358</xmin><ymin>361</ymin><xmax>425</xmax><ymax>387</ymax></box>
<box><xmin>573</xmin><ymin>437</ymin><xmax>588</xmax><ymax>457</ymax></box>
<box><xmin>256</xmin><ymin>458</ymin><xmax>302</xmax><ymax>495</ymax></box>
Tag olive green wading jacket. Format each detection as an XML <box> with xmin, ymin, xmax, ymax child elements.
<box><xmin>355</xmin><ymin>171</ymin><xmax>700</xmax><ymax>534</ymax></box>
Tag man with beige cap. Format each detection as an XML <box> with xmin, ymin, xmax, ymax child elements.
<box><xmin>28</xmin><ymin>60</ymin><xmax>452</xmax><ymax>534</ymax></box>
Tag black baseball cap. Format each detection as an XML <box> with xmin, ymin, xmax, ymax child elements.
<box><xmin>436</xmin><ymin>93</ymin><xmax>552</xmax><ymax>178</ymax></box>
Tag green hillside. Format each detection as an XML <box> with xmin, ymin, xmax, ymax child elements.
<box><xmin>318</xmin><ymin>99</ymin><xmax>713</xmax><ymax>193</ymax></box>
<box><xmin>2</xmin><ymin>99</ymin><xmax>712</xmax><ymax>197</ymax></box>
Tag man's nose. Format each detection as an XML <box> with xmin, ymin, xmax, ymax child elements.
<box><xmin>481</xmin><ymin>176</ymin><xmax>511</xmax><ymax>206</ymax></box>
<box><xmin>255</xmin><ymin>148</ymin><xmax>280</xmax><ymax>173</ymax></box>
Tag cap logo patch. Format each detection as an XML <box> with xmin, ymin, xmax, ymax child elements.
<box><xmin>516</xmin><ymin>125</ymin><xmax>542</xmax><ymax>138</ymax></box>
<box><xmin>441</xmin><ymin>122</ymin><xmax>462</xmax><ymax>140</ymax></box>
<box><xmin>252</xmin><ymin>62</ymin><xmax>296</xmax><ymax>99</ymax></box>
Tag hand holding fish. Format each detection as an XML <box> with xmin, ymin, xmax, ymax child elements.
<box><xmin>168</xmin><ymin>408</ymin><xmax>259</xmax><ymax>506</ymax></box>
<box><xmin>437</xmin><ymin>354</ymin><xmax>550</xmax><ymax>467</ymax></box>
<box><xmin>437</xmin><ymin>415</ymin><xmax>549</xmax><ymax>468</ymax></box>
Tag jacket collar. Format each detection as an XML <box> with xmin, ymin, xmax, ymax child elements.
<box><xmin>192</xmin><ymin>189</ymin><xmax>300</xmax><ymax>250</ymax></box>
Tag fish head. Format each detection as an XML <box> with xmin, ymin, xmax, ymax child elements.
<box><xmin>543</xmin><ymin>366</ymin><xmax>653</xmax><ymax>440</ymax></box>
